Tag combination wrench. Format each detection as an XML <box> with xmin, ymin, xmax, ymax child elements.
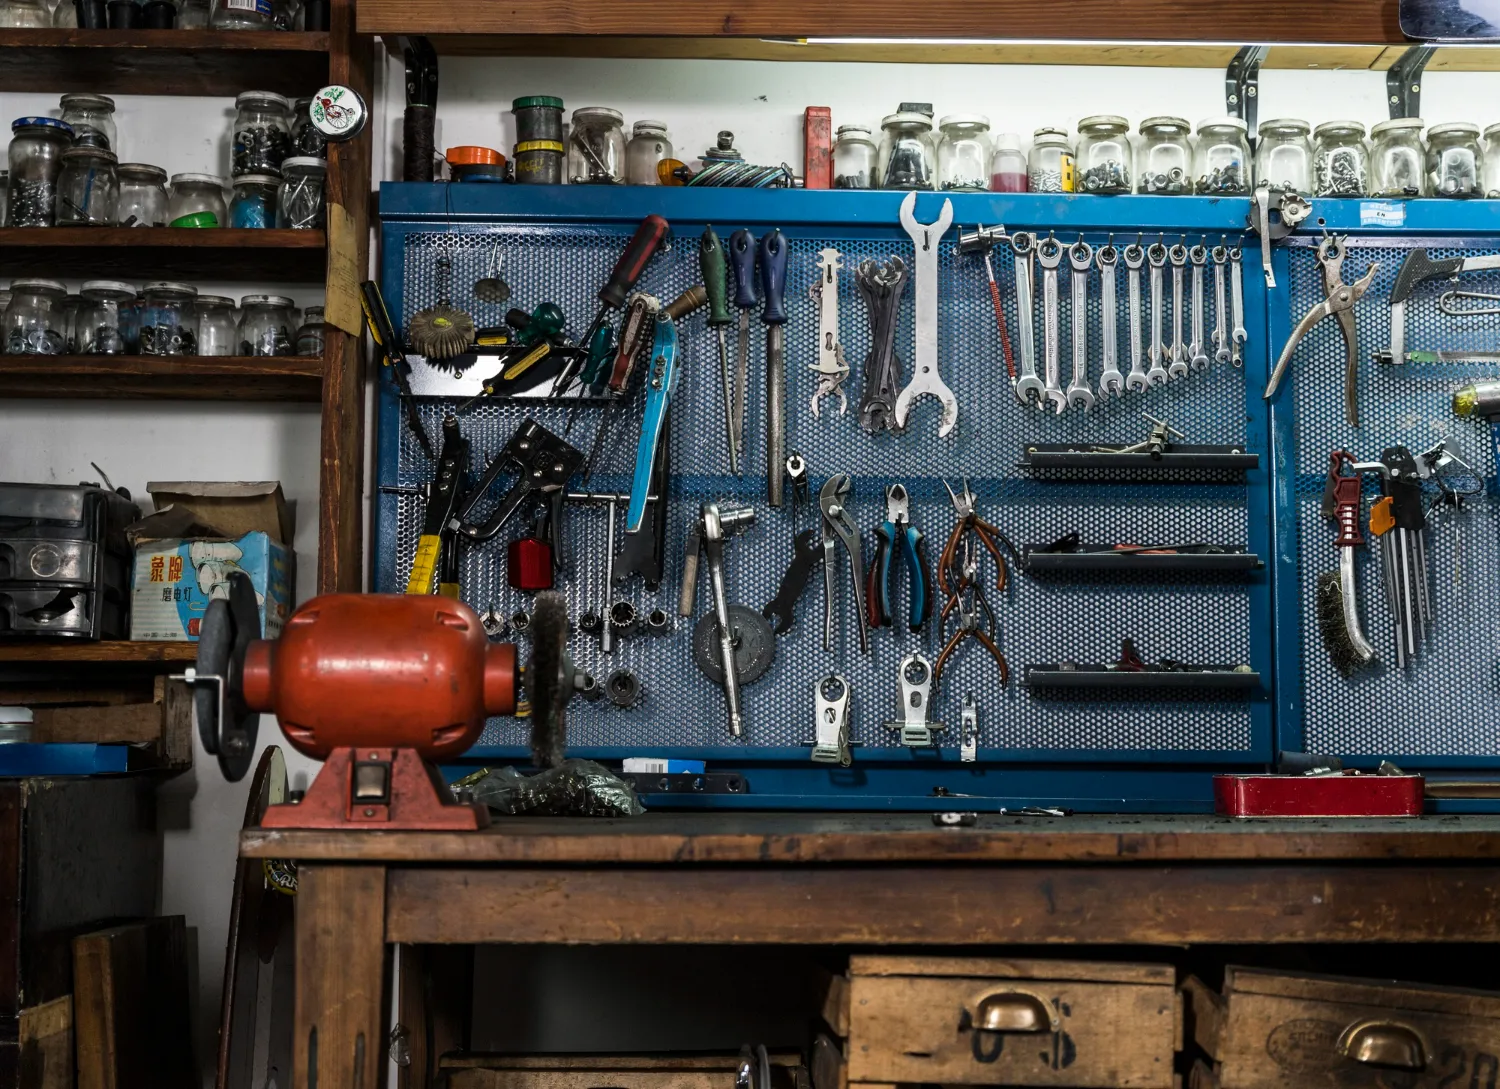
<box><xmin>894</xmin><ymin>191</ymin><xmax>958</xmax><ymax>436</ymax></box>
<box><xmin>1066</xmin><ymin>238</ymin><xmax>1096</xmax><ymax>412</ymax></box>
<box><xmin>1010</xmin><ymin>231</ymin><xmax>1044</xmax><ymax>408</ymax></box>
<box><xmin>1123</xmin><ymin>240</ymin><xmax>1149</xmax><ymax>392</ymax></box>
<box><xmin>1188</xmin><ymin>243</ymin><xmax>1211</xmax><ymax>372</ymax></box>
<box><xmin>1096</xmin><ymin>240</ymin><xmax>1123</xmax><ymax>399</ymax></box>
<box><xmin>1229</xmin><ymin>245</ymin><xmax>1247</xmax><ymax>368</ymax></box>
<box><xmin>1145</xmin><ymin>240</ymin><xmax>1169</xmax><ymax>387</ymax></box>
<box><xmin>1036</xmin><ymin>235</ymin><xmax>1068</xmax><ymax>414</ymax></box>
<box><xmin>1211</xmin><ymin>244</ymin><xmax>1231</xmax><ymax>364</ymax></box>
<box><xmin>1167</xmin><ymin>241</ymin><xmax>1190</xmax><ymax>380</ymax></box>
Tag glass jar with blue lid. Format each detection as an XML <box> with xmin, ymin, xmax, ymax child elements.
<box><xmin>7</xmin><ymin>117</ymin><xmax>74</xmax><ymax>227</ymax></box>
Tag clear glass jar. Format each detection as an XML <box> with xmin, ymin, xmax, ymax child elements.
<box><xmin>276</xmin><ymin>156</ymin><xmax>325</xmax><ymax>229</ymax></box>
<box><xmin>117</xmin><ymin>162</ymin><xmax>167</xmax><ymax>227</ymax></box>
<box><xmin>119</xmin><ymin>293</ymin><xmax>142</xmax><ymax>353</ymax></box>
<box><xmin>55</xmin><ymin>146</ymin><xmax>117</xmax><ymax>226</ymax></box>
<box><xmin>290</xmin><ymin>96</ymin><xmax>326</xmax><ymax>158</ymax></box>
<box><xmin>7</xmin><ymin>117</ymin><xmax>74</xmax><ymax>227</ymax></box>
<box><xmin>240</xmin><ymin>294</ymin><xmax>294</xmax><ymax>356</ymax></box>
<box><xmin>77</xmin><ymin>281</ymin><xmax>135</xmax><ymax>355</ymax></box>
<box><xmin>1255</xmin><ymin>118</ymin><xmax>1313</xmax><ymax>192</ymax></box>
<box><xmin>1428</xmin><ymin>122</ymin><xmax>1483</xmax><ymax>198</ymax></box>
<box><xmin>1194</xmin><ymin>116</ymin><xmax>1252</xmax><ymax>195</ymax></box>
<box><xmin>167</xmin><ymin>173</ymin><xmax>226</xmax><ymax>228</ymax></box>
<box><xmin>229</xmin><ymin>173</ymin><xmax>278</xmax><ymax>228</ymax></box>
<box><xmin>1485</xmin><ymin>124</ymin><xmax>1500</xmax><ymax>198</ymax></box>
<box><xmin>989</xmin><ymin>132</ymin><xmax>1026</xmax><ymax>193</ymax></box>
<box><xmin>1371</xmin><ymin>117</ymin><xmax>1427</xmax><ymax>198</ymax></box>
<box><xmin>1028</xmin><ymin>127</ymin><xmax>1075</xmax><ymax>194</ymax></box>
<box><xmin>210</xmin><ymin>0</ymin><xmax>271</xmax><ymax>29</ymax></box>
<box><xmin>1311</xmin><ymin>120</ymin><xmax>1369</xmax><ymax>197</ymax></box>
<box><xmin>0</xmin><ymin>0</ymin><xmax>50</xmax><ymax>26</ymax></box>
<box><xmin>296</xmin><ymin>304</ymin><xmax>325</xmax><ymax>356</ymax></box>
<box><xmin>140</xmin><ymin>282</ymin><xmax>198</xmax><ymax>356</ymax></box>
<box><xmin>936</xmin><ymin>114</ymin><xmax>991</xmax><ymax>192</ymax></box>
<box><xmin>1075</xmin><ymin>114</ymin><xmax>1130</xmax><ymax>195</ymax></box>
<box><xmin>878</xmin><ymin>111</ymin><xmax>936</xmax><ymax>190</ymax></box>
<box><xmin>3</xmin><ymin>280</ymin><xmax>67</xmax><ymax>355</ymax></box>
<box><xmin>0</xmin><ymin>291</ymin><xmax>11</xmax><ymax>318</ymax></box>
<box><xmin>233</xmin><ymin>91</ymin><xmax>293</xmax><ymax>179</ymax></box>
<box><xmin>0</xmin><ymin>170</ymin><xmax>7</xmax><ymax>227</ymax></box>
<box><xmin>565</xmin><ymin>107</ymin><xmax>625</xmax><ymax>185</ymax></box>
<box><xmin>833</xmin><ymin>125</ymin><xmax>876</xmax><ymax>189</ymax></box>
<box><xmin>1135</xmin><ymin>116</ymin><xmax>1191</xmax><ymax>194</ymax></box>
<box><xmin>51</xmin><ymin>0</ymin><xmax>76</xmax><ymax>25</ymax></box>
<box><xmin>196</xmin><ymin>295</ymin><xmax>238</xmax><ymax>356</ymax></box>
<box><xmin>59</xmin><ymin>93</ymin><xmax>116</xmax><ymax>152</ymax></box>
<box><xmin>624</xmin><ymin>120</ymin><xmax>672</xmax><ymax>186</ymax></box>
<box><xmin>176</xmin><ymin>0</ymin><xmax>208</xmax><ymax>26</ymax></box>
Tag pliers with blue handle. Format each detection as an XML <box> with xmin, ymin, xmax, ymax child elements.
<box><xmin>866</xmin><ymin>483</ymin><xmax>932</xmax><ymax>632</ymax></box>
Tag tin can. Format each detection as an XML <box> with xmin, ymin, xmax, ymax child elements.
<box><xmin>512</xmin><ymin>95</ymin><xmax>564</xmax><ymax>185</ymax></box>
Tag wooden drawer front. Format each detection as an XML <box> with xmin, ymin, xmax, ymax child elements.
<box><xmin>847</xmin><ymin>975</ymin><xmax>1177</xmax><ymax>1088</ymax></box>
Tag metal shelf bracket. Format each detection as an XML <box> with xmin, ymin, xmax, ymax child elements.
<box><xmin>1387</xmin><ymin>45</ymin><xmax>1437</xmax><ymax>119</ymax></box>
<box><xmin>1226</xmin><ymin>46</ymin><xmax>1269</xmax><ymax>145</ymax></box>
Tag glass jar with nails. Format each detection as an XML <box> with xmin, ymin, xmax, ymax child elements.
<box><xmin>55</xmin><ymin>146</ymin><xmax>118</xmax><ymax>225</ymax></box>
<box><xmin>1135</xmin><ymin>116</ymin><xmax>1191</xmax><ymax>194</ymax></box>
<box><xmin>1427</xmin><ymin>122</ymin><xmax>1484</xmax><ymax>198</ymax></box>
<box><xmin>1075</xmin><ymin>115</ymin><xmax>1131</xmax><ymax>194</ymax></box>
<box><xmin>1312</xmin><ymin>120</ymin><xmax>1369</xmax><ymax>197</ymax></box>
<box><xmin>1255</xmin><ymin>118</ymin><xmax>1313</xmax><ymax>192</ymax></box>
<box><xmin>1193</xmin><ymin>116</ymin><xmax>1251</xmax><ymax>195</ymax></box>
<box><xmin>565</xmin><ymin>106</ymin><xmax>625</xmax><ymax>184</ymax></box>
<box><xmin>1371</xmin><ymin>117</ymin><xmax>1427</xmax><ymax>198</ymax></box>
<box><xmin>275</xmin><ymin>156</ymin><xmax>326</xmax><ymax>228</ymax></box>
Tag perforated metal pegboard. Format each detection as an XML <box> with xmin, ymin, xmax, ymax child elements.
<box><xmin>1285</xmin><ymin>238</ymin><xmax>1500</xmax><ymax>758</ymax></box>
<box><xmin>380</xmin><ymin>205</ymin><xmax>1263</xmax><ymax>762</ymax></box>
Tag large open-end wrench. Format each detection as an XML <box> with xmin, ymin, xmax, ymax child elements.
<box><xmin>1146</xmin><ymin>241</ymin><xmax>1169</xmax><ymax>387</ymax></box>
<box><xmin>1123</xmin><ymin>241</ymin><xmax>1148</xmax><ymax>392</ymax></box>
<box><xmin>894</xmin><ymin>191</ymin><xmax>958</xmax><ymax>437</ymax></box>
<box><xmin>1167</xmin><ymin>242</ymin><xmax>1189</xmax><ymax>380</ymax></box>
<box><xmin>1010</xmin><ymin>232</ymin><xmax>1044</xmax><ymax>408</ymax></box>
<box><xmin>1096</xmin><ymin>240</ymin><xmax>1123</xmax><ymax>400</ymax></box>
<box><xmin>1230</xmin><ymin>246</ymin><xmax>1247</xmax><ymax>368</ymax></box>
<box><xmin>1211</xmin><ymin>244</ymin><xmax>1231</xmax><ymax>365</ymax></box>
<box><xmin>1066</xmin><ymin>239</ymin><xmax>1095</xmax><ymax>412</ymax></box>
<box><xmin>1037</xmin><ymin>236</ymin><xmax>1067</xmax><ymax>413</ymax></box>
<box><xmin>1189</xmin><ymin>243</ymin><xmax>1210</xmax><ymax>372</ymax></box>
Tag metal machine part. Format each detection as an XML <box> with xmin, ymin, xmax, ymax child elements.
<box><xmin>644</xmin><ymin>607</ymin><xmax>672</xmax><ymax>636</ymax></box>
<box><xmin>763</xmin><ymin>528</ymin><xmax>824</xmax><ymax>635</ymax></box>
<box><xmin>1381</xmin><ymin>249</ymin><xmax>1500</xmax><ymax>365</ymax></box>
<box><xmin>810</xmin><ymin>247</ymin><xmax>851</xmax><ymax>416</ymax></box>
<box><xmin>960</xmin><ymin>693</ymin><xmax>979</xmax><ymax>762</ymax></box>
<box><xmin>608</xmin><ymin>600</ymin><xmax>639</xmax><ymax>639</ymax></box>
<box><xmin>692</xmin><ymin>605</ymin><xmax>776</xmax><ymax>686</ymax></box>
<box><xmin>1096</xmin><ymin>240</ymin><xmax>1123</xmax><ymax>399</ymax></box>
<box><xmin>819</xmin><ymin>473</ymin><xmax>870</xmax><ymax>654</ymax></box>
<box><xmin>682</xmin><ymin>502</ymin><xmax>760</xmax><ymax>736</ymax></box>
<box><xmin>894</xmin><ymin>190</ymin><xmax>959</xmax><ymax>436</ymax></box>
<box><xmin>1037</xmin><ymin>235</ymin><xmax>1067</xmax><ymax>412</ymax></box>
<box><xmin>1066</xmin><ymin>238</ymin><xmax>1096</xmax><ymax>412</ymax></box>
<box><xmin>887</xmin><ymin>652</ymin><xmax>942</xmax><ymax>747</ymax></box>
<box><xmin>1246</xmin><ymin>181</ymin><xmax>1312</xmax><ymax>287</ymax></box>
<box><xmin>606</xmin><ymin>668</ymin><xmax>642</xmax><ymax>709</ymax></box>
<box><xmin>809</xmin><ymin>673</ymin><xmax>853</xmax><ymax>766</ymax></box>
<box><xmin>1010</xmin><ymin>231</ymin><xmax>1044</xmax><ymax>407</ymax></box>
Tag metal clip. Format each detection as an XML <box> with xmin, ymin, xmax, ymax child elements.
<box><xmin>886</xmin><ymin>652</ymin><xmax>942</xmax><ymax>747</ymax></box>
<box><xmin>809</xmin><ymin>674</ymin><xmax>853</xmax><ymax>766</ymax></box>
<box><xmin>960</xmin><ymin>694</ymin><xmax>978</xmax><ymax>762</ymax></box>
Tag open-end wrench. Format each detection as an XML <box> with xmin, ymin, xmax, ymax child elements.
<box><xmin>1123</xmin><ymin>240</ymin><xmax>1149</xmax><ymax>392</ymax></box>
<box><xmin>1230</xmin><ymin>245</ymin><xmax>1247</xmax><ymax>368</ymax></box>
<box><xmin>894</xmin><ymin>191</ymin><xmax>958</xmax><ymax>437</ymax></box>
<box><xmin>1167</xmin><ymin>241</ymin><xmax>1189</xmax><ymax>380</ymax></box>
<box><xmin>1096</xmin><ymin>240</ymin><xmax>1123</xmax><ymax>399</ymax></box>
<box><xmin>1010</xmin><ymin>232</ymin><xmax>1043</xmax><ymax>408</ymax></box>
<box><xmin>1211</xmin><ymin>244</ymin><xmax>1231</xmax><ymax>365</ymax></box>
<box><xmin>1189</xmin><ymin>243</ymin><xmax>1210</xmax><ymax>372</ymax></box>
<box><xmin>1146</xmin><ymin>240</ymin><xmax>1169</xmax><ymax>387</ymax></box>
<box><xmin>1037</xmin><ymin>235</ymin><xmax>1067</xmax><ymax>413</ymax></box>
<box><xmin>1066</xmin><ymin>238</ymin><xmax>1095</xmax><ymax>412</ymax></box>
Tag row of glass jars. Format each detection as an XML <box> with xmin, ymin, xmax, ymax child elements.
<box><xmin>0</xmin><ymin>0</ymin><xmax>323</xmax><ymax>30</ymax></box>
<box><xmin>0</xmin><ymin>280</ymin><xmax>324</xmax><ymax>357</ymax></box>
<box><xmin>1254</xmin><ymin>118</ymin><xmax>1493</xmax><ymax>198</ymax></box>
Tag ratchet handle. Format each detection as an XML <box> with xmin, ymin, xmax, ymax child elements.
<box><xmin>700</xmin><ymin>225</ymin><xmax>732</xmax><ymax>326</ymax></box>
<box><xmin>730</xmin><ymin>228</ymin><xmax>758</xmax><ymax>309</ymax></box>
<box><xmin>760</xmin><ymin>229</ymin><xmax>789</xmax><ymax>325</ymax></box>
<box><xmin>600</xmin><ymin>214</ymin><xmax>670</xmax><ymax>310</ymax></box>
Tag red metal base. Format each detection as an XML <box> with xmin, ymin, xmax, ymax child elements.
<box><xmin>1214</xmin><ymin>772</ymin><xmax>1425</xmax><ymax>818</ymax></box>
<box><xmin>260</xmin><ymin>747</ymin><xmax>488</xmax><ymax>830</ymax></box>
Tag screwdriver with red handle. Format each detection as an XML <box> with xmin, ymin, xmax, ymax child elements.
<box><xmin>552</xmin><ymin>213</ymin><xmax>671</xmax><ymax>398</ymax></box>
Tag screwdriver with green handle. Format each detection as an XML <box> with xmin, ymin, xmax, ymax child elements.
<box><xmin>700</xmin><ymin>225</ymin><xmax>739</xmax><ymax>475</ymax></box>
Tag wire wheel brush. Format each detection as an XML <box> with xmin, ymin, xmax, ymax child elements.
<box><xmin>407</xmin><ymin>253</ymin><xmax>475</xmax><ymax>360</ymax></box>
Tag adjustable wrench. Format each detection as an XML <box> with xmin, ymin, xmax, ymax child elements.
<box><xmin>1145</xmin><ymin>241</ymin><xmax>1169</xmax><ymax>387</ymax></box>
<box><xmin>894</xmin><ymin>191</ymin><xmax>958</xmax><ymax>437</ymax></box>
<box><xmin>1096</xmin><ymin>240</ymin><xmax>1123</xmax><ymax>400</ymax></box>
<box><xmin>1037</xmin><ymin>235</ymin><xmax>1067</xmax><ymax>413</ymax></box>
<box><xmin>1167</xmin><ymin>241</ymin><xmax>1189</xmax><ymax>380</ymax></box>
<box><xmin>1010</xmin><ymin>232</ymin><xmax>1043</xmax><ymax>408</ymax></box>
<box><xmin>1066</xmin><ymin>239</ymin><xmax>1095</xmax><ymax>412</ymax></box>
<box><xmin>1211</xmin><ymin>244</ymin><xmax>1231</xmax><ymax>365</ymax></box>
<box><xmin>1230</xmin><ymin>245</ymin><xmax>1247</xmax><ymax>368</ymax></box>
<box><xmin>1123</xmin><ymin>240</ymin><xmax>1149</xmax><ymax>392</ymax></box>
<box><xmin>1188</xmin><ymin>243</ymin><xmax>1210</xmax><ymax>372</ymax></box>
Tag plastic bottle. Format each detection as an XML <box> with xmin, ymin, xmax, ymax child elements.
<box><xmin>989</xmin><ymin>132</ymin><xmax>1027</xmax><ymax>193</ymax></box>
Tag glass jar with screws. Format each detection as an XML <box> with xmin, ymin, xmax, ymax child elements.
<box><xmin>3</xmin><ymin>280</ymin><xmax>67</xmax><ymax>355</ymax></box>
<box><xmin>1427</xmin><ymin>122</ymin><xmax>1484</xmax><ymax>198</ymax></box>
<box><xmin>290</xmin><ymin>96</ymin><xmax>326</xmax><ymax>157</ymax></box>
<box><xmin>58</xmin><ymin>94</ymin><xmax>116</xmax><ymax>152</ymax></box>
<box><xmin>832</xmin><ymin>125</ymin><xmax>876</xmax><ymax>189</ymax></box>
<box><xmin>1254</xmin><ymin>118</ymin><xmax>1313</xmax><ymax>192</ymax></box>
<box><xmin>275</xmin><ymin>156</ymin><xmax>325</xmax><ymax>228</ymax></box>
<box><xmin>7</xmin><ymin>117</ymin><xmax>74</xmax><ymax>227</ymax></box>
<box><xmin>211</xmin><ymin>0</ymin><xmax>273</xmax><ymax>30</ymax></box>
<box><xmin>1075</xmin><ymin>114</ymin><xmax>1131</xmax><ymax>194</ymax></box>
<box><xmin>240</xmin><ymin>294</ymin><xmax>294</xmax><ymax>355</ymax></box>
<box><xmin>989</xmin><ymin>132</ymin><xmax>1027</xmax><ymax>192</ymax></box>
<box><xmin>936</xmin><ymin>114</ymin><xmax>992</xmax><ymax>191</ymax></box>
<box><xmin>229</xmin><ymin>173</ymin><xmax>277</xmax><ymax>228</ymax></box>
<box><xmin>1370</xmin><ymin>117</ymin><xmax>1426</xmax><ymax>198</ymax></box>
<box><xmin>1193</xmin><ymin>116</ymin><xmax>1252</xmax><ymax>195</ymax></box>
<box><xmin>55</xmin><ymin>147</ymin><xmax>118</xmax><ymax>226</ymax></box>
<box><xmin>167</xmin><ymin>173</ymin><xmax>226</xmax><ymax>228</ymax></box>
<box><xmin>140</xmin><ymin>282</ymin><xmax>198</xmax><ymax>356</ymax></box>
<box><xmin>1028</xmin><ymin>127</ymin><xmax>1075</xmax><ymax>194</ymax></box>
<box><xmin>196</xmin><ymin>295</ymin><xmax>238</xmax><ymax>356</ymax></box>
<box><xmin>1312</xmin><ymin>120</ymin><xmax>1369</xmax><ymax>197</ymax></box>
<box><xmin>117</xmin><ymin>163</ymin><xmax>168</xmax><ymax>226</ymax></box>
<box><xmin>565</xmin><ymin>107</ymin><xmax>625</xmax><ymax>184</ymax></box>
<box><xmin>624</xmin><ymin>120</ymin><xmax>672</xmax><ymax>186</ymax></box>
<box><xmin>232</xmin><ymin>91</ymin><xmax>293</xmax><ymax>179</ymax></box>
<box><xmin>1135</xmin><ymin>116</ymin><xmax>1191</xmax><ymax>194</ymax></box>
<box><xmin>295</xmin><ymin>304</ymin><xmax>325</xmax><ymax>356</ymax></box>
<box><xmin>878</xmin><ymin>111</ymin><xmax>936</xmax><ymax>190</ymax></box>
<box><xmin>77</xmin><ymin>281</ymin><xmax>136</xmax><ymax>355</ymax></box>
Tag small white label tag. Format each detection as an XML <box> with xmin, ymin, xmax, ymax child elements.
<box><xmin>1360</xmin><ymin>201</ymin><xmax>1406</xmax><ymax>227</ymax></box>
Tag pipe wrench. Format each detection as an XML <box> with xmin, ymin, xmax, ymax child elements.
<box><xmin>1010</xmin><ymin>231</ymin><xmax>1044</xmax><ymax>407</ymax></box>
<box><xmin>809</xmin><ymin>247</ymin><xmax>850</xmax><ymax>417</ymax></box>
<box><xmin>894</xmin><ymin>191</ymin><xmax>958</xmax><ymax>436</ymax></box>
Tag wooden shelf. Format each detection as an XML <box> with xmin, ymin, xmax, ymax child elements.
<box><xmin>0</xmin><ymin>355</ymin><xmax>322</xmax><ymax>401</ymax></box>
<box><xmin>0</xmin><ymin>227</ymin><xmax>326</xmax><ymax>282</ymax></box>
<box><xmin>0</xmin><ymin>640</ymin><xmax>196</xmax><ymax>664</ymax></box>
<box><xmin>0</xmin><ymin>29</ymin><xmax>329</xmax><ymax>96</ymax></box>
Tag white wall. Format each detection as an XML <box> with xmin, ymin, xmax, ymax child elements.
<box><xmin>10</xmin><ymin>50</ymin><xmax>1500</xmax><ymax>1079</ymax></box>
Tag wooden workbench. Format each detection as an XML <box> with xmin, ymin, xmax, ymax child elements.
<box><xmin>241</xmin><ymin>813</ymin><xmax>1500</xmax><ymax>1089</ymax></box>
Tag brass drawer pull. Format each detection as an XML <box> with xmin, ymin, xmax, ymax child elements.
<box><xmin>1338</xmin><ymin>1021</ymin><xmax>1429</xmax><ymax>1070</ymax></box>
<box><xmin>967</xmin><ymin>992</ymin><xmax>1058</xmax><ymax>1034</ymax></box>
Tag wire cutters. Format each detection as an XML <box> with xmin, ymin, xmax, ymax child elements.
<box><xmin>866</xmin><ymin>483</ymin><xmax>931</xmax><ymax>632</ymax></box>
<box><xmin>935</xmin><ymin>551</ymin><xmax>1009</xmax><ymax>689</ymax></box>
<box><xmin>1264</xmin><ymin>235</ymin><xmax>1379</xmax><ymax>427</ymax></box>
<box><xmin>939</xmin><ymin>478</ymin><xmax>1010</xmax><ymax>598</ymax></box>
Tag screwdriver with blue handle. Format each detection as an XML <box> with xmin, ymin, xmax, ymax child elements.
<box><xmin>760</xmin><ymin>228</ymin><xmax>789</xmax><ymax>506</ymax></box>
<box><xmin>729</xmin><ymin>229</ymin><xmax>757</xmax><ymax>465</ymax></box>
<box><xmin>700</xmin><ymin>225</ymin><xmax>738</xmax><ymax>475</ymax></box>
<box><xmin>866</xmin><ymin>483</ymin><xmax>932</xmax><ymax>632</ymax></box>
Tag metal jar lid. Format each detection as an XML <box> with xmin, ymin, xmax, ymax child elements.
<box><xmin>938</xmin><ymin>113</ymin><xmax>991</xmax><ymax>131</ymax></box>
<box><xmin>882</xmin><ymin>112</ymin><xmax>933</xmax><ymax>131</ymax></box>
<box><xmin>1485</xmin><ymin>122</ymin><xmax>1500</xmax><ymax>141</ymax></box>
<box><xmin>145</xmin><ymin>281</ymin><xmax>199</xmax><ymax>298</ymax></box>
<box><xmin>1372</xmin><ymin>117</ymin><xmax>1425</xmax><ymax>138</ymax></box>
<box><xmin>1139</xmin><ymin>115</ymin><xmax>1190</xmax><ymax>134</ymax></box>
<box><xmin>835</xmin><ymin>124</ymin><xmax>872</xmax><ymax>138</ymax></box>
<box><xmin>632</xmin><ymin>120</ymin><xmax>668</xmax><ymax>136</ymax></box>
<box><xmin>234</xmin><ymin>173</ymin><xmax>281</xmax><ymax>187</ymax></box>
<box><xmin>241</xmin><ymin>294</ymin><xmax>295</xmax><ymax>308</ymax></box>
<box><xmin>118</xmin><ymin>162</ymin><xmax>168</xmax><ymax>183</ymax></box>
<box><xmin>513</xmin><ymin>95</ymin><xmax>564</xmax><ymax>111</ymax></box>
<box><xmin>1197</xmin><ymin>115</ymin><xmax>1249</xmax><ymax>134</ymax></box>
<box><xmin>197</xmin><ymin>294</ymin><xmax>236</xmax><ymax>308</ymax></box>
<box><xmin>10</xmin><ymin>279</ymin><xmax>68</xmax><ymax>295</ymax></box>
<box><xmin>60</xmin><ymin>93</ymin><xmax>116</xmax><ymax>112</ymax></box>
<box><xmin>303</xmin><ymin>305</ymin><xmax>325</xmax><ymax>319</ymax></box>
<box><xmin>1032</xmin><ymin>126</ymin><xmax>1070</xmax><ymax>142</ymax></box>
<box><xmin>11</xmin><ymin>116</ymin><xmax>73</xmax><ymax>136</ymax></box>
<box><xmin>236</xmin><ymin>90</ymin><xmax>292</xmax><ymax>113</ymax></box>
<box><xmin>1259</xmin><ymin>117</ymin><xmax>1311</xmax><ymax>136</ymax></box>
<box><xmin>279</xmin><ymin>156</ymin><xmax>328</xmax><ymax>173</ymax></box>
<box><xmin>572</xmin><ymin>106</ymin><xmax>623</xmax><ymax>126</ymax></box>
<box><xmin>309</xmin><ymin>85</ymin><xmax>367</xmax><ymax>141</ymax></box>
<box><xmin>1313</xmin><ymin>119</ymin><xmax>1367</xmax><ymax>140</ymax></box>
<box><xmin>1078</xmin><ymin>114</ymin><xmax>1129</xmax><ymax>133</ymax></box>
<box><xmin>1428</xmin><ymin>120</ymin><xmax>1481</xmax><ymax>139</ymax></box>
<box><xmin>170</xmin><ymin>172</ymin><xmax>227</xmax><ymax>189</ymax></box>
<box><xmin>61</xmin><ymin>146</ymin><xmax>117</xmax><ymax>165</ymax></box>
<box><xmin>81</xmin><ymin>280</ymin><xmax>139</xmax><ymax>298</ymax></box>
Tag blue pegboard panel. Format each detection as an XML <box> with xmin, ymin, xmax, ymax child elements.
<box><xmin>377</xmin><ymin>186</ymin><xmax>1277</xmax><ymax>809</ymax></box>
